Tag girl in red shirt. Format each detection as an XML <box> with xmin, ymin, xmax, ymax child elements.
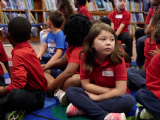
<box><xmin>42</xmin><ymin>14</ymin><xmax>92</xmax><ymax>105</ymax></box>
<box><xmin>65</xmin><ymin>23</ymin><xmax>135</xmax><ymax>120</ymax></box>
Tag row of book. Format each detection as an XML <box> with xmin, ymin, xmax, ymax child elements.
<box><xmin>130</xmin><ymin>13</ymin><xmax>144</xmax><ymax>23</ymax></box>
<box><xmin>2</xmin><ymin>26</ymin><xmax>38</xmax><ymax>38</ymax></box>
<box><xmin>3</xmin><ymin>0</ymin><xmax>33</xmax><ymax>10</ymax></box>
<box><xmin>44</xmin><ymin>0</ymin><xmax>57</xmax><ymax>11</ymax></box>
<box><xmin>2</xmin><ymin>11</ymin><xmax>38</xmax><ymax>24</ymax></box>
<box><xmin>125</xmin><ymin>0</ymin><xmax>143</xmax><ymax>12</ymax></box>
<box><xmin>128</xmin><ymin>24</ymin><xmax>140</xmax><ymax>35</ymax></box>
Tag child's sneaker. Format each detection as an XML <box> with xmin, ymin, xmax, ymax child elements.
<box><xmin>104</xmin><ymin>113</ymin><xmax>126</xmax><ymax>120</ymax></box>
<box><xmin>54</xmin><ymin>89</ymin><xmax>69</xmax><ymax>105</ymax></box>
<box><xmin>8</xmin><ymin>110</ymin><xmax>25</xmax><ymax>120</ymax></box>
<box><xmin>135</xmin><ymin>106</ymin><xmax>154</xmax><ymax>119</ymax></box>
<box><xmin>66</xmin><ymin>103</ymin><xmax>85</xmax><ymax>116</ymax></box>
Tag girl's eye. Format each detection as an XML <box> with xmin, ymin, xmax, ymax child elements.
<box><xmin>100</xmin><ymin>38</ymin><xmax>105</xmax><ymax>41</ymax></box>
<box><xmin>111</xmin><ymin>39</ymin><xmax>114</xmax><ymax>41</ymax></box>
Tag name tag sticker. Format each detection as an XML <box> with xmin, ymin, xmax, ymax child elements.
<box><xmin>102</xmin><ymin>71</ymin><xmax>114</xmax><ymax>76</ymax></box>
<box><xmin>8</xmin><ymin>58</ymin><xmax>13</xmax><ymax>67</ymax></box>
<box><xmin>51</xmin><ymin>42</ymin><xmax>56</xmax><ymax>48</ymax></box>
<box><xmin>115</xmin><ymin>14</ymin><xmax>122</xmax><ymax>18</ymax></box>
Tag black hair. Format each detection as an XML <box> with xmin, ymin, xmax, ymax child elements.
<box><xmin>8</xmin><ymin>17</ymin><xmax>31</xmax><ymax>42</ymax></box>
<box><xmin>77</xmin><ymin>0</ymin><xmax>86</xmax><ymax>5</ymax></box>
<box><xmin>49</xmin><ymin>10</ymin><xmax>64</xmax><ymax>28</ymax></box>
<box><xmin>99</xmin><ymin>17</ymin><xmax>111</xmax><ymax>26</ymax></box>
<box><xmin>64</xmin><ymin>14</ymin><xmax>92</xmax><ymax>47</ymax></box>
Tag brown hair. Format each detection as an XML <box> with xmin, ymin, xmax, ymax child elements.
<box><xmin>49</xmin><ymin>10</ymin><xmax>64</xmax><ymax>28</ymax></box>
<box><xmin>57</xmin><ymin>0</ymin><xmax>74</xmax><ymax>19</ymax></box>
<box><xmin>83</xmin><ymin>23</ymin><xmax>129</xmax><ymax>73</ymax></box>
<box><xmin>151</xmin><ymin>8</ymin><xmax>160</xmax><ymax>25</ymax></box>
<box><xmin>153</xmin><ymin>21</ymin><xmax>160</xmax><ymax>45</ymax></box>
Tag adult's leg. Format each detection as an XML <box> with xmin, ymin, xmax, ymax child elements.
<box><xmin>136</xmin><ymin>35</ymin><xmax>149</xmax><ymax>67</ymax></box>
<box><xmin>127</xmin><ymin>68</ymin><xmax>146</xmax><ymax>89</ymax></box>
<box><xmin>0</xmin><ymin>89</ymin><xmax>45</xmax><ymax>112</ymax></box>
<box><xmin>135</xmin><ymin>88</ymin><xmax>160</xmax><ymax>120</ymax></box>
<box><xmin>135</xmin><ymin>28</ymin><xmax>145</xmax><ymax>42</ymax></box>
<box><xmin>118</xmin><ymin>32</ymin><xmax>133</xmax><ymax>57</ymax></box>
<box><xmin>66</xmin><ymin>87</ymin><xmax>135</xmax><ymax>120</ymax></box>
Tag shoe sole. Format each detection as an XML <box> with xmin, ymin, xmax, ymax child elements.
<box><xmin>66</xmin><ymin>103</ymin><xmax>73</xmax><ymax>116</ymax></box>
<box><xmin>121</xmin><ymin>113</ymin><xmax>127</xmax><ymax>120</ymax></box>
<box><xmin>59</xmin><ymin>92</ymin><xmax>69</xmax><ymax>105</ymax></box>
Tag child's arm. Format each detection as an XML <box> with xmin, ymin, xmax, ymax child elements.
<box><xmin>149</xmin><ymin>46</ymin><xmax>160</xmax><ymax>57</ymax></box>
<box><xmin>111</xmin><ymin>23</ymin><xmax>114</xmax><ymax>30</ymax></box>
<box><xmin>115</xmin><ymin>24</ymin><xmax>125</xmax><ymax>36</ymax></box>
<box><xmin>42</xmin><ymin>53</ymin><xmax>68</xmax><ymax>70</ymax></box>
<box><xmin>47</xmin><ymin>62</ymin><xmax>79</xmax><ymax>93</ymax></box>
<box><xmin>4</xmin><ymin>62</ymin><xmax>12</xmax><ymax>77</ymax></box>
<box><xmin>85</xmin><ymin>81</ymin><xmax>127</xmax><ymax>101</ymax></box>
<box><xmin>0</xmin><ymin>86</ymin><xmax>8</xmax><ymax>96</ymax></box>
<box><xmin>37</xmin><ymin>42</ymin><xmax>48</xmax><ymax>60</ymax></box>
<box><xmin>46</xmin><ymin>48</ymin><xmax>63</xmax><ymax>64</ymax></box>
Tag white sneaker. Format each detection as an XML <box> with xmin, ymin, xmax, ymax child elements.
<box><xmin>104</xmin><ymin>113</ymin><xmax>126</xmax><ymax>120</ymax></box>
<box><xmin>135</xmin><ymin>107</ymin><xmax>154</xmax><ymax>119</ymax></box>
<box><xmin>54</xmin><ymin>89</ymin><xmax>69</xmax><ymax>105</ymax></box>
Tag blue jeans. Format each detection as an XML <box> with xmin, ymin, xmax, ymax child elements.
<box><xmin>136</xmin><ymin>35</ymin><xmax>149</xmax><ymax>66</ymax></box>
<box><xmin>66</xmin><ymin>87</ymin><xmax>135</xmax><ymax>120</ymax></box>
<box><xmin>127</xmin><ymin>68</ymin><xmax>146</xmax><ymax>90</ymax></box>
<box><xmin>135</xmin><ymin>88</ymin><xmax>160</xmax><ymax>120</ymax></box>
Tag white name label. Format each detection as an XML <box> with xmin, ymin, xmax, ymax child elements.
<box><xmin>102</xmin><ymin>71</ymin><xmax>114</xmax><ymax>76</ymax></box>
<box><xmin>115</xmin><ymin>14</ymin><xmax>122</xmax><ymax>18</ymax></box>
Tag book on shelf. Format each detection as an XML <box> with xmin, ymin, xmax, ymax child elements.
<box><xmin>3</xmin><ymin>0</ymin><xmax>34</xmax><ymax>10</ymax></box>
<box><xmin>125</xmin><ymin>0</ymin><xmax>143</xmax><ymax>11</ymax></box>
<box><xmin>44</xmin><ymin>0</ymin><xmax>57</xmax><ymax>11</ymax></box>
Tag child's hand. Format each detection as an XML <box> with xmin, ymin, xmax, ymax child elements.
<box><xmin>41</xmin><ymin>64</ymin><xmax>50</xmax><ymax>70</ymax></box>
<box><xmin>37</xmin><ymin>54</ymin><xmax>42</xmax><ymax>60</ymax></box>
<box><xmin>85</xmin><ymin>91</ymin><xmax>99</xmax><ymax>101</ymax></box>
<box><xmin>149</xmin><ymin>46</ymin><xmax>160</xmax><ymax>57</ymax></box>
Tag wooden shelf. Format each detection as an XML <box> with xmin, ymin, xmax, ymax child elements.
<box><xmin>130</xmin><ymin>22</ymin><xmax>145</xmax><ymax>24</ymax></box>
<box><xmin>2</xmin><ymin>10</ymin><xmax>25</xmax><ymax>12</ymax></box>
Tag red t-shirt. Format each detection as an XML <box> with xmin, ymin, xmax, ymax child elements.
<box><xmin>108</xmin><ymin>9</ymin><xmax>131</xmax><ymax>34</ymax></box>
<box><xmin>7</xmin><ymin>41</ymin><xmax>47</xmax><ymax>92</ymax></box>
<box><xmin>77</xmin><ymin>5</ymin><xmax>92</xmax><ymax>20</ymax></box>
<box><xmin>80</xmin><ymin>54</ymin><xmax>130</xmax><ymax>94</ymax></box>
<box><xmin>0</xmin><ymin>40</ymin><xmax>9</xmax><ymax>76</ymax></box>
<box><xmin>66</xmin><ymin>46</ymin><xmax>83</xmax><ymax>74</ymax></box>
<box><xmin>60</xmin><ymin>8</ymin><xmax>67</xmax><ymax>19</ymax></box>
<box><xmin>146</xmin><ymin>53</ymin><xmax>160</xmax><ymax>100</ymax></box>
<box><xmin>145</xmin><ymin>7</ymin><xmax>156</xmax><ymax>24</ymax></box>
<box><xmin>144</xmin><ymin>38</ymin><xmax>160</xmax><ymax>70</ymax></box>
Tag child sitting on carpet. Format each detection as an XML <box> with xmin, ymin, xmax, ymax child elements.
<box><xmin>127</xmin><ymin>9</ymin><xmax>160</xmax><ymax>91</ymax></box>
<box><xmin>0</xmin><ymin>17</ymin><xmax>48</xmax><ymax>120</ymax></box>
<box><xmin>41</xmin><ymin>14</ymin><xmax>92</xmax><ymax>105</ymax></box>
<box><xmin>0</xmin><ymin>40</ymin><xmax>11</xmax><ymax>83</ymax></box>
<box><xmin>135</xmin><ymin>21</ymin><xmax>160</xmax><ymax>120</ymax></box>
<box><xmin>65</xmin><ymin>23</ymin><xmax>135</xmax><ymax>120</ymax></box>
<box><xmin>37</xmin><ymin>11</ymin><xmax>68</xmax><ymax>65</ymax></box>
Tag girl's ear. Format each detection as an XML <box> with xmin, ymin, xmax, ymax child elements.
<box><xmin>151</xmin><ymin>25</ymin><xmax>156</xmax><ymax>31</ymax></box>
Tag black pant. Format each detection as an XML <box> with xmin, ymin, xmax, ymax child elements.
<box><xmin>118</xmin><ymin>32</ymin><xmax>133</xmax><ymax>57</ymax></box>
<box><xmin>135</xmin><ymin>28</ymin><xmax>145</xmax><ymax>41</ymax></box>
<box><xmin>0</xmin><ymin>83</ymin><xmax>45</xmax><ymax>112</ymax></box>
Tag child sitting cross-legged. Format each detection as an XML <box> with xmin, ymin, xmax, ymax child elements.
<box><xmin>65</xmin><ymin>23</ymin><xmax>135</xmax><ymax>120</ymax></box>
<box><xmin>135</xmin><ymin>21</ymin><xmax>160</xmax><ymax>120</ymax></box>
<box><xmin>0</xmin><ymin>17</ymin><xmax>48</xmax><ymax>120</ymax></box>
<box><xmin>41</xmin><ymin>14</ymin><xmax>92</xmax><ymax>105</ymax></box>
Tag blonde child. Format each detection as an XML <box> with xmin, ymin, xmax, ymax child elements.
<box><xmin>42</xmin><ymin>14</ymin><xmax>92</xmax><ymax>105</ymax></box>
<box><xmin>65</xmin><ymin>23</ymin><xmax>135</xmax><ymax>120</ymax></box>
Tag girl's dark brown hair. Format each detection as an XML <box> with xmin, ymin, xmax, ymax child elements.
<box><xmin>57</xmin><ymin>0</ymin><xmax>74</xmax><ymax>19</ymax></box>
<box><xmin>153</xmin><ymin>21</ymin><xmax>160</xmax><ymax>45</ymax></box>
<box><xmin>151</xmin><ymin>8</ymin><xmax>160</xmax><ymax>25</ymax></box>
<box><xmin>83</xmin><ymin>23</ymin><xmax>129</xmax><ymax>73</ymax></box>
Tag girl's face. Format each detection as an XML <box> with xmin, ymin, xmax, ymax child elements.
<box><xmin>74</xmin><ymin>0</ymin><xmax>78</xmax><ymax>8</ymax></box>
<box><xmin>145</xmin><ymin>18</ymin><xmax>155</xmax><ymax>36</ymax></box>
<box><xmin>55</xmin><ymin>0</ymin><xmax>59</xmax><ymax>8</ymax></box>
<box><xmin>92</xmin><ymin>30</ymin><xmax>115</xmax><ymax>57</ymax></box>
<box><xmin>115</xmin><ymin>0</ymin><xmax>127</xmax><ymax>11</ymax></box>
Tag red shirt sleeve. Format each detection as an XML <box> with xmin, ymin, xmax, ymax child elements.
<box><xmin>114</xmin><ymin>58</ymin><xmax>127</xmax><ymax>81</ymax></box>
<box><xmin>121</xmin><ymin>13</ymin><xmax>131</xmax><ymax>25</ymax></box>
<box><xmin>108</xmin><ymin>12</ymin><xmax>114</xmax><ymax>23</ymax></box>
<box><xmin>0</xmin><ymin>41</ymin><xmax>9</xmax><ymax>63</ymax></box>
<box><xmin>145</xmin><ymin>7</ymin><xmax>155</xmax><ymax>24</ymax></box>
<box><xmin>7</xmin><ymin>55</ymin><xmax>27</xmax><ymax>92</ymax></box>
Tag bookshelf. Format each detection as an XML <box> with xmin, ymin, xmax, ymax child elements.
<box><xmin>0</xmin><ymin>0</ymin><xmax>147</xmax><ymax>42</ymax></box>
